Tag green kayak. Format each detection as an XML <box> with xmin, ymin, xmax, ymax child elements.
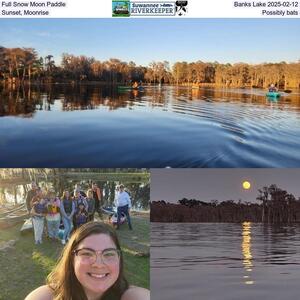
<box><xmin>117</xmin><ymin>86</ymin><xmax>144</xmax><ymax>91</ymax></box>
<box><xmin>266</xmin><ymin>91</ymin><xmax>281</xmax><ymax>98</ymax></box>
<box><xmin>117</xmin><ymin>86</ymin><xmax>132</xmax><ymax>90</ymax></box>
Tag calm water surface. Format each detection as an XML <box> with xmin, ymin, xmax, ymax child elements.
<box><xmin>151</xmin><ymin>223</ymin><xmax>300</xmax><ymax>300</ymax></box>
<box><xmin>1</xmin><ymin>84</ymin><xmax>300</xmax><ymax>167</ymax></box>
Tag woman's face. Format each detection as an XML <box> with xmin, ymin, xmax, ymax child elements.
<box><xmin>74</xmin><ymin>233</ymin><xmax>120</xmax><ymax>299</ymax></box>
<box><xmin>37</xmin><ymin>190</ymin><xmax>43</xmax><ymax>198</ymax></box>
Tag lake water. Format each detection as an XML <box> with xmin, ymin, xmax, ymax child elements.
<box><xmin>1</xmin><ymin>84</ymin><xmax>300</xmax><ymax>167</ymax></box>
<box><xmin>151</xmin><ymin>223</ymin><xmax>300</xmax><ymax>300</ymax></box>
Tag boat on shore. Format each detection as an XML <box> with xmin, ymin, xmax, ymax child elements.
<box><xmin>20</xmin><ymin>218</ymin><xmax>33</xmax><ymax>234</ymax></box>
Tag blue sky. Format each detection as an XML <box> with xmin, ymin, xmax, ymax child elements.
<box><xmin>1</xmin><ymin>19</ymin><xmax>299</xmax><ymax>66</ymax></box>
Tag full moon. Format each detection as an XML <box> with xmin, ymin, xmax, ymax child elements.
<box><xmin>243</xmin><ymin>181</ymin><xmax>251</xmax><ymax>190</ymax></box>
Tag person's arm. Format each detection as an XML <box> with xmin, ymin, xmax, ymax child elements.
<box><xmin>121</xmin><ymin>286</ymin><xmax>150</xmax><ymax>300</ymax></box>
<box><xmin>24</xmin><ymin>285</ymin><xmax>53</xmax><ymax>300</ymax></box>
<box><xmin>83</xmin><ymin>198</ymin><xmax>89</xmax><ymax>211</ymax></box>
<box><xmin>69</xmin><ymin>201</ymin><xmax>76</xmax><ymax>219</ymax></box>
<box><xmin>127</xmin><ymin>193</ymin><xmax>132</xmax><ymax>209</ymax></box>
<box><xmin>30</xmin><ymin>196</ymin><xmax>38</xmax><ymax>208</ymax></box>
<box><xmin>60</xmin><ymin>200</ymin><xmax>67</xmax><ymax>218</ymax></box>
<box><xmin>97</xmin><ymin>187</ymin><xmax>102</xmax><ymax>202</ymax></box>
<box><xmin>30</xmin><ymin>206</ymin><xmax>37</xmax><ymax>217</ymax></box>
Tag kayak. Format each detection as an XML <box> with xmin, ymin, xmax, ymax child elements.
<box><xmin>266</xmin><ymin>91</ymin><xmax>281</xmax><ymax>98</ymax></box>
<box><xmin>20</xmin><ymin>218</ymin><xmax>33</xmax><ymax>234</ymax></box>
<box><xmin>109</xmin><ymin>212</ymin><xmax>126</xmax><ymax>225</ymax></box>
<box><xmin>117</xmin><ymin>86</ymin><xmax>132</xmax><ymax>90</ymax></box>
<box><xmin>117</xmin><ymin>86</ymin><xmax>144</xmax><ymax>91</ymax></box>
<box><xmin>102</xmin><ymin>207</ymin><xmax>126</xmax><ymax>226</ymax></box>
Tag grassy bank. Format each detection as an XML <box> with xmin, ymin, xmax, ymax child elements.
<box><xmin>0</xmin><ymin>215</ymin><xmax>149</xmax><ymax>300</ymax></box>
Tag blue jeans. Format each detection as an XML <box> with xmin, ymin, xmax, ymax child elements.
<box><xmin>62</xmin><ymin>216</ymin><xmax>72</xmax><ymax>241</ymax></box>
<box><xmin>117</xmin><ymin>205</ymin><xmax>132</xmax><ymax>229</ymax></box>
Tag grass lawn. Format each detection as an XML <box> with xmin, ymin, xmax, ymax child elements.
<box><xmin>0</xmin><ymin>215</ymin><xmax>149</xmax><ymax>300</ymax></box>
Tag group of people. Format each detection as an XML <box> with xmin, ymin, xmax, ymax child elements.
<box><xmin>26</xmin><ymin>182</ymin><xmax>133</xmax><ymax>246</ymax></box>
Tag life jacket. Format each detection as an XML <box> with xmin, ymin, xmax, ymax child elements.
<box><xmin>34</xmin><ymin>202</ymin><xmax>45</xmax><ymax>214</ymax></box>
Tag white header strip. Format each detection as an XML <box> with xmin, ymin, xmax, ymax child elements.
<box><xmin>0</xmin><ymin>0</ymin><xmax>299</xmax><ymax>18</ymax></box>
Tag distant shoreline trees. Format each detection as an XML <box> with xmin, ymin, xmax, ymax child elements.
<box><xmin>150</xmin><ymin>185</ymin><xmax>300</xmax><ymax>223</ymax></box>
<box><xmin>1</xmin><ymin>46</ymin><xmax>300</xmax><ymax>89</ymax></box>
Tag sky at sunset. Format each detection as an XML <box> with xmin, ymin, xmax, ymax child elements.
<box><xmin>1</xmin><ymin>19</ymin><xmax>299</xmax><ymax>66</ymax></box>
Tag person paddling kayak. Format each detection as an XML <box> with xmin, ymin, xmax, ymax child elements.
<box><xmin>268</xmin><ymin>84</ymin><xmax>278</xmax><ymax>92</ymax></box>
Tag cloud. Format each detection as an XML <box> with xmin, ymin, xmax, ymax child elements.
<box><xmin>35</xmin><ymin>31</ymin><xmax>69</xmax><ymax>39</ymax></box>
<box><xmin>36</xmin><ymin>31</ymin><xmax>51</xmax><ymax>37</ymax></box>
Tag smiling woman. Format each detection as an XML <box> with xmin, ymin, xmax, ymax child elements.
<box><xmin>24</xmin><ymin>222</ymin><xmax>150</xmax><ymax>300</ymax></box>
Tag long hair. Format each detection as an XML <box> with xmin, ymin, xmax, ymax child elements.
<box><xmin>61</xmin><ymin>190</ymin><xmax>70</xmax><ymax>200</ymax></box>
<box><xmin>46</xmin><ymin>222</ymin><xmax>129</xmax><ymax>300</ymax></box>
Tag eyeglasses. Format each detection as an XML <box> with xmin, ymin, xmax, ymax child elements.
<box><xmin>73</xmin><ymin>248</ymin><xmax>120</xmax><ymax>265</ymax></box>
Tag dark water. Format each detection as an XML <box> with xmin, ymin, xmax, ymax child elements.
<box><xmin>1</xmin><ymin>84</ymin><xmax>300</xmax><ymax>167</ymax></box>
<box><xmin>151</xmin><ymin>223</ymin><xmax>300</xmax><ymax>300</ymax></box>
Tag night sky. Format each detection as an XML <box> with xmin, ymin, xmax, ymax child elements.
<box><xmin>151</xmin><ymin>169</ymin><xmax>300</xmax><ymax>203</ymax></box>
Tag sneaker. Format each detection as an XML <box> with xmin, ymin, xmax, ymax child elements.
<box><xmin>61</xmin><ymin>239</ymin><xmax>66</xmax><ymax>245</ymax></box>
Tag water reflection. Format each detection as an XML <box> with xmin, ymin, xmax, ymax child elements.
<box><xmin>151</xmin><ymin>223</ymin><xmax>300</xmax><ymax>300</ymax></box>
<box><xmin>1</xmin><ymin>84</ymin><xmax>300</xmax><ymax>167</ymax></box>
<box><xmin>242</xmin><ymin>222</ymin><xmax>254</xmax><ymax>285</ymax></box>
<box><xmin>1</xmin><ymin>84</ymin><xmax>300</xmax><ymax>117</ymax></box>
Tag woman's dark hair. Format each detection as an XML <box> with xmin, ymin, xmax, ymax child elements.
<box><xmin>47</xmin><ymin>222</ymin><xmax>129</xmax><ymax>300</ymax></box>
<box><xmin>61</xmin><ymin>190</ymin><xmax>70</xmax><ymax>200</ymax></box>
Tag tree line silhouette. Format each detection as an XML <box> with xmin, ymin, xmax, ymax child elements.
<box><xmin>1</xmin><ymin>46</ymin><xmax>300</xmax><ymax>89</ymax></box>
<box><xmin>150</xmin><ymin>184</ymin><xmax>300</xmax><ymax>223</ymax></box>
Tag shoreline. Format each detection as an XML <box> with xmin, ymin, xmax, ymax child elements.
<box><xmin>1</xmin><ymin>80</ymin><xmax>299</xmax><ymax>90</ymax></box>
